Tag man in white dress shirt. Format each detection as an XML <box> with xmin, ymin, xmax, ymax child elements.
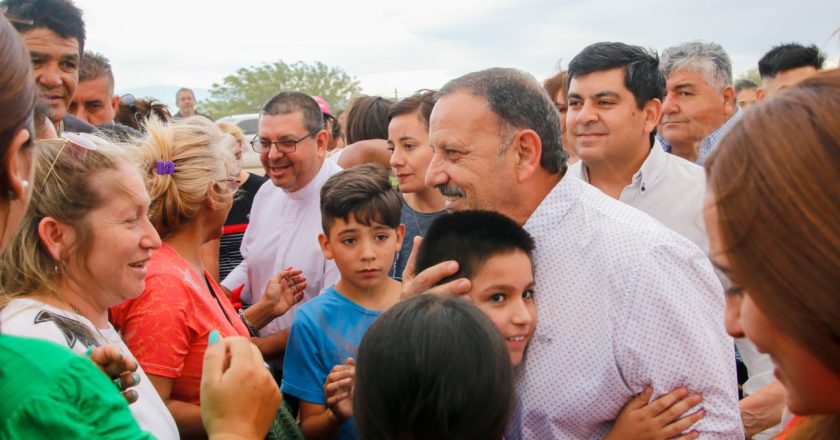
<box><xmin>411</xmin><ymin>68</ymin><xmax>742</xmax><ymax>439</ymax></box>
<box><xmin>223</xmin><ymin>92</ymin><xmax>341</xmax><ymax>347</ymax></box>
<box><xmin>564</xmin><ymin>42</ymin><xmax>708</xmax><ymax>252</ymax></box>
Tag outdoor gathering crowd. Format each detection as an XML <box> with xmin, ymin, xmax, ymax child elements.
<box><xmin>0</xmin><ymin>0</ymin><xmax>839</xmax><ymax>439</ymax></box>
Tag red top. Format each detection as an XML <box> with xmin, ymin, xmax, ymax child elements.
<box><xmin>111</xmin><ymin>243</ymin><xmax>249</xmax><ymax>405</ymax></box>
<box><xmin>775</xmin><ymin>415</ymin><xmax>804</xmax><ymax>440</ymax></box>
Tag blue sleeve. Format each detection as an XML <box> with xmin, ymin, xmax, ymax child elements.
<box><xmin>281</xmin><ymin>308</ymin><xmax>329</xmax><ymax>405</ymax></box>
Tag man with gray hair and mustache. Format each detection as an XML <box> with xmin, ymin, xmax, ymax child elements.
<box><xmin>402</xmin><ymin>67</ymin><xmax>742</xmax><ymax>439</ymax></box>
<box><xmin>658</xmin><ymin>41</ymin><xmax>739</xmax><ymax>165</ymax></box>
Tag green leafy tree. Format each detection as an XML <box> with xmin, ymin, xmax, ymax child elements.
<box><xmin>735</xmin><ymin>68</ymin><xmax>761</xmax><ymax>85</ymax></box>
<box><xmin>201</xmin><ymin>61</ymin><xmax>362</xmax><ymax>119</ymax></box>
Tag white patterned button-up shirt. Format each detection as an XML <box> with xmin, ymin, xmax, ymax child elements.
<box><xmin>508</xmin><ymin>176</ymin><xmax>742</xmax><ymax>439</ymax></box>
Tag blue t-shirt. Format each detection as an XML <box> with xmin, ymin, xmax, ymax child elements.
<box><xmin>281</xmin><ymin>286</ymin><xmax>381</xmax><ymax>440</ymax></box>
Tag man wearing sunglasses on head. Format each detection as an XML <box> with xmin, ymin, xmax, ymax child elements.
<box><xmin>221</xmin><ymin>92</ymin><xmax>342</xmax><ymax>370</ymax></box>
<box><xmin>2</xmin><ymin>0</ymin><xmax>97</xmax><ymax>135</ymax></box>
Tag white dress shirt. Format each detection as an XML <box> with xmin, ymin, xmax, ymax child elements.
<box><xmin>568</xmin><ymin>140</ymin><xmax>708</xmax><ymax>253</ymax></box>
<box><xmin>222</xmin><ymin>160</ymin><xmax>342</xmax><ymax>336</ymax></box>
<box><xmin>508</xmin><ymin>176</ymin><xmax>742</xmax><ymax>439</ymax></box>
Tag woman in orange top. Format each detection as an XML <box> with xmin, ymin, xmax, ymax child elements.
<box><xmin>111</xmin><ymin>117</ymin><xmax>303</xmax><ymax>436</ymax></box>
<box><xmin>704</xmin><ymin>69</ymin><xmax>840</xmax><ymax>439</ymax></box>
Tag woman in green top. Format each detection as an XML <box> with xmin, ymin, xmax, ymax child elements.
<box><xmin>0</xmin><ymin>14</ymin><xmax>279</xmax><ymax>440</ymax></box>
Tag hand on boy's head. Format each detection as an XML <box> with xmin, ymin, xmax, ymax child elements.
<box><xmin>401</xmin><ymin>236</ymin><xmax>472</xmax><ymax>300</ymax></box>
<box><xmin>324</xmin><ymin>358</ymin><xmax>356</xmax><ymax>422</ymax></box>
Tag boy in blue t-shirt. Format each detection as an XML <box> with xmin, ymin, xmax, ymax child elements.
<box><xmin>281</xmin><ymin>164</ymin><xmax>404</xmax><ymax>440</ymax></box>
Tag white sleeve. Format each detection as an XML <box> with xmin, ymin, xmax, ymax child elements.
<box><xmin>616</xmin><ymin>240</ymin><xmax>744</xmax><ymax>439</ymax></box>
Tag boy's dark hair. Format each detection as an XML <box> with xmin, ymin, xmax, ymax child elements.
<box><xmin>354</xmin><ymin>294</ymin><xmax>514</xmax><ymax>440</ymax></box>
<box><xmin>320</xmin><ymin>164</ymin><xmax>402</xmax><ymax>234</ymax></box>
<box><xmin>3</xmin><ymin>0</ymin><xmax>86</xmax><ymax>56</ymax></box>
<box><xmin>758</xmin><ymin>43</ymin><xmax>825</xmax><ymax>79</ymax></box>
<box><xmin>386</xmin><ymin>89</ymin><xmax>436</xmax><ymax>129</ymax></box>
<box><xmin>261</xmin><ymin>91</ymin><xmax>324</xmax><ymax>133</ymax></box>
<box><xmin>734</xmin><ymin>78</ymin><xmax>758</xmax><ymax>93</ymax></box>
<box><xmin>568</xmin><ymin>42</ymin><xmax>665</xmax><ymax>110</ymax></box>
<box><xmin>415</xmin><ymin>210</ymin><xmax>535</xmax><ymax>285</ymax></box>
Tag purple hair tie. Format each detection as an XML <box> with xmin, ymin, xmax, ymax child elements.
<box><xmin>154</xmin><ymin>160</ymin><xmax>175</xmax><ymax>175</ymax></box>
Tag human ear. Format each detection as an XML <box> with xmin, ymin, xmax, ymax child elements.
<box><xmin>318</xmin><ymin>233</ymin><xmax>333</xmax><ymax>260</ymax></box>
<box><xmin>5</xmin><ymin>129</ymin><xmax>33</xmax><ymax>201</ymax></box>
<box><xmin>111</xmin><ymin>95</ymin><xmax>120</xmax><ymax>113</ymax></box>
<box><xmin>37</xmin><ymin>217</ymin><xmax>74</xmax><ymax>262</ymax></box>
<box><xmin>514</xmin><ymin>129</ymin><xmax>543</xmax><ymax>183</ymax></box>
<box><xmin>755</xmin><ymin>88</ymin><xmax>766</xmax><ymax>101</ymax></box>
<box><xmin>643</xmin><ymin>99</ymin><xmax>663</xmax><ymax>135</ymax></box>
<box><xmin>722</xmin><ymin>85</ymin><xmax>736</xmax><ymax>110</ymax></box>
<box><xmin>394</xmin><ymin>224</ymin><xmax>406</xmax><ymax>250</ymax></box>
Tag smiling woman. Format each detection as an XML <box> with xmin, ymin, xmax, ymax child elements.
<box><xmin>704</xmin><ymin>69</ymin><xmax>840</xmax><ymax>438</ymax></box>
<box><xmin>0</xmin><ymin>132</ymin><xmax>178</xmax><ymax>439</ymax></box>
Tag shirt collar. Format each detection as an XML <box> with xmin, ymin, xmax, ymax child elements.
<box><xmin>578</xmin><ymin>139</ymin><xmax>665</xmax><ymax>192</ymax></box>
<box><xmin>656</xmin><ymin>107</ymin><xmax>741</xmax><ymax>165</ymax></box>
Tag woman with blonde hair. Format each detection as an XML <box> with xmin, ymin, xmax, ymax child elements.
<box><xmin>704</xmin><ymin>69</ymin><xmax>840</xmax><ymax>439</ymax></box>
<box><xmin>0</xmin><ymin>127</ymin><xmax>179</xmax><ymax>438</ymax></box>
<box><xmin>200</xmin><ymin>122</ymin><xmax>268</xmax><ymax>283</ymax></box>
<box><xmin>111</xmin><ymin>116</ymin><xmax>303</xmax><ymax>437</ymax></box>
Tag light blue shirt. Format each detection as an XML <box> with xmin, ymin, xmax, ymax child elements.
<box><xmin>282</xmin><ymin>286</ymin><xmax>382</xmax><ymax>440</ymax></box>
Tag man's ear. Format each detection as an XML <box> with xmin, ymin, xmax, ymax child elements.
<box><xmin>315</xmin><ymin>130</ymin><xmax>329</xmax><ymax>157</ymax></box>
<box><xmin>37</xmin><ymin>217</ymin><xmax>74</xmax><ymax>262</ymax></box>
<box><xmin>514</xmin><ymin>129</ymin><xmax>543</xmax><ymax>183</ymax></box>
<box><xmin>722</xmin><ymin>85</ymin><xmax>736</xmax><ymax>113</ymax></box>
<box><xmin>111</xmin><ymin>95</ymin><xmax>120</xmax><ymax>113</ymax></box>
<box><xmin>755</xmin><ymin>87</ymin><xmax>766</xmax><ymax>101</ymax></box>
<box><xmin>642</xmin><ymin>98</ymin><xmax>663</xmax><ymax>135</ymax></box>
<box><xmin>318</xmin><ymin>233</ymin><xmax>333</xmax><ymax>260</ymax></box>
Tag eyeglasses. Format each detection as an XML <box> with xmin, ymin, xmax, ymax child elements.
<box><xmin>40</xmin><ymin>132</ymin><xmax>98</xmax><ymax>191</ymax></box>
<box><xmin>217</xmin><ymin>177</ymin><xmax>242</xmax><ymax>192</ymax></box>
<box><xmin>250</xmin><ymin>128</ymin><xmax>319</xmax><ymax>154</ymax></box>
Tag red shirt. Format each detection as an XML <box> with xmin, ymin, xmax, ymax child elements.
<box><xmin>111</xmin><ymin>243</ymin><xmax>249</xmax><ymax>405</ymax></box>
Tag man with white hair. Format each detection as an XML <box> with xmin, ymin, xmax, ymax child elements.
<box><xmin>658</xmin><ymin>41</ymin><xmax>739</xmax><ymax>164</ymax></box>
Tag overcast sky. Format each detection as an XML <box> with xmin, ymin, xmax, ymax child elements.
<box><xmin>75</xmin><ymin>0</ymin><xmax>839</xmax><ymax>107</ymax></box>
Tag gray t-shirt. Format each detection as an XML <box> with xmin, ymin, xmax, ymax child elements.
<box><xmin>390</xmin><ymin>197</ymin><xmax>445</xmax><ymax>280</ymax></box>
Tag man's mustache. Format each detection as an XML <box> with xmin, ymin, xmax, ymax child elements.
<box><xmin>437</xmin><ymin>184</ymin><xmax>465</xmax><ymax>198</ymax></box>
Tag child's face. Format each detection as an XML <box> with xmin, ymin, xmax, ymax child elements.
<box><xmin>468</xmin><ymin>250</ymin><xmax>537</xmax><ymax>367</ymax></box>
<box><xmin>319</xmin><ymin>216</ymin><xmax>404</xmax><ymax>292</ymax></box>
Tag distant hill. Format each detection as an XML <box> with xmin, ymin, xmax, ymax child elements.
<box><xmin>116</xmin><ymin>85</ymin><xmax>210</xmax><ymax>114</ymax></box>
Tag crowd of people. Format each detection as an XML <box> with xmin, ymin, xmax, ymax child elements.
<box><xmin>0</xmin><ymin>0</ymin><xmax>838</xmax><ymax>439</ymax></box>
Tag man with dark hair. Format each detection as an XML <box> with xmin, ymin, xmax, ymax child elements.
<box><xmin>734</xmin><ymin>79</ymin><xmax>759</xmax><ymax>109</ymax></box>
<box><xmin>69</xmin><ymin>50</ymin><xmax>140</xmax><ymax>140</ymax></box>
<box><xmin>173</xmin><ymin>87</ymin><xmax>210</xmax><ymax>119</ymax></box>
<box><xmin>565</xmin><ymin>42</ymin><xmax>708</xmax><ymax>251</ymax></box>
<box><xmin>2</xmin><ymin>0</ymin><xmax>95</xmax><ymax>133</ymax></box>
<box><xmin>222</xmin><ymin>91</ymin><xmax>341</xmax><ymax>350</ymax></box>
<box><xmin>659</xmin><ymin>41</ymin><xmax>738</xmax><ymax>164</ymax></box>
<box><xmin>407</xmin><ymin>67</ymin><xmax>741</xmax><ymax>439</ymax></box>
<box><xmin>757</xmin><ymin>43</ymin><xmax>825</xmax><ymax>99</ymax></box>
